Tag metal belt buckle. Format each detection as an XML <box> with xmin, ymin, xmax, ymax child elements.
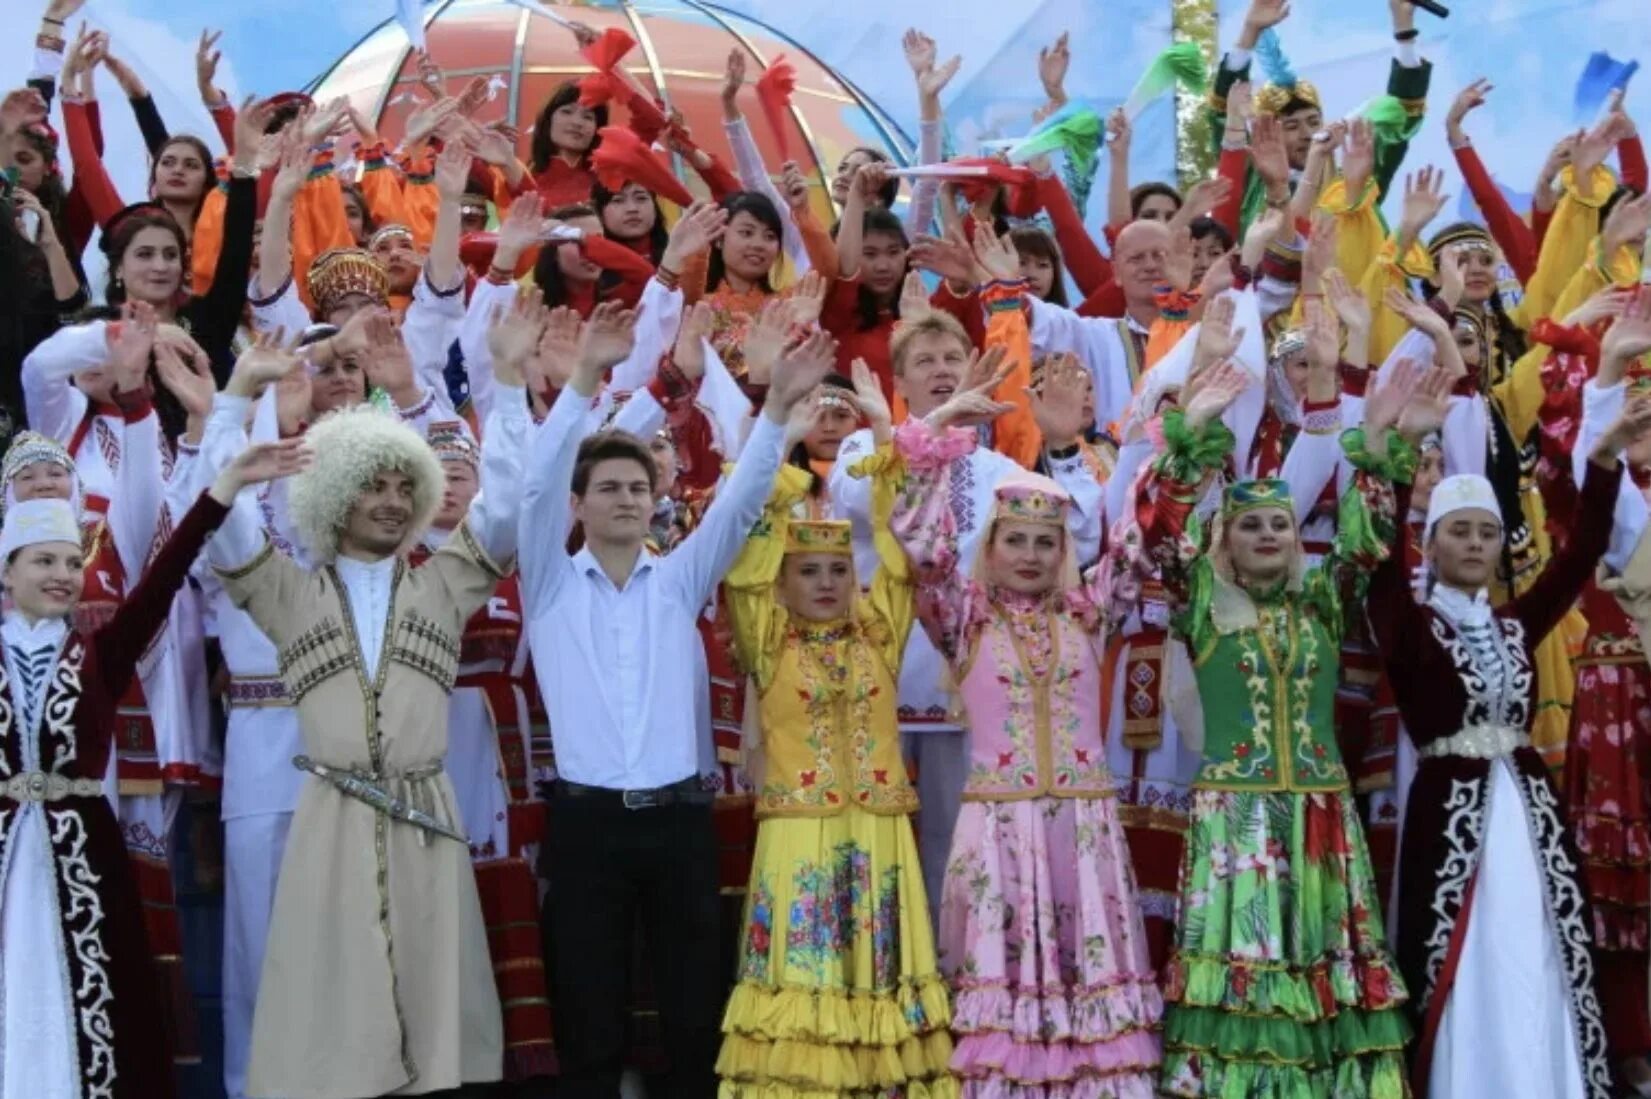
<box><xmin>621</xmin><ymin>788</ymin><xmax>660</xmax><ymax>810</ymax></box>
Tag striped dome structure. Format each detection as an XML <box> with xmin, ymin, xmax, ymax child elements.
<box><xmin>308</xmin><ymin>0</ymin><xmax>916</xmax><ymax>220</ymax></box>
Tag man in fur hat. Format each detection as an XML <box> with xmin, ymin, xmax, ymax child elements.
<box><xmin>200</xmin><ymin>317</ymin><xmax>533</xmax><ymax>1098</ymax></box>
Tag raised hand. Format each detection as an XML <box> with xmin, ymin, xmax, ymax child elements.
<box><xmin>663</xmin><ymin>202</ymin><xmax>729</xmax><ymax>271</ymax></box>
<box><xmin>1249</xmin><ymin>114</ymin><xmax>1290</xmax><ymax>188</ymax></box>
<box><xmin>847</xmin><ymin>357</ymin><xmax>893</xmax><ymax>444</ymax></box>
<box><xmin>1446</xmin><ymin>78</ymin><xmax>1492</xmax><ymax>140</ymax></box>
<box><xmin>1174</xmin><ymin>177</ymin><xmax>1234</xmax><ymax>225</ymax></box>
<box><xmin>359</xmin><ymin>312</ymin><xmax>415</xmax><ymax>397</ymax></box>
<box><xmin>971</xmin><ymin>222</ymin><xmax>1021</xmax><ymax>283</ymax></box>
<box><xmin>1563</xmin><ymin>287</ymin><xmax>1632</xmax><ymax>330</ymax></box>
<box><xmin>195</xmin><ymin>28</ymin><xmax>224</xmax><ymax>103</ymax></box>
<box><xmin>487</xmin><ymin>285</ymin><xmax>548</xmax><ymax>387</ymax></box>
<box><xmin>232</xmin><ymin>97</ymin><xmax>276</xmax><ymax>172</ymax></box>
<box><xmin>531</xmin><ymin>306</ymin><xmax>583</xmax><ymax>393</ymax></box>
<box><xmin>0</xmin><ymin>89</ymin><xmax>47</xmax><ymax>136</ymax></box>
<box><xmin>106</xmin><ymin>301</ymin><xmax>158</xmax><ymax>394</ymax></box>
<box><xmin>1436</xmin><ymin>243</ymin><xmax>1468</xmax><ymax>308</ymax></box>
<box><xmin>328</xmin><ymin>305</ymin><xmax>381</xmax><ymax>364</ymax></box>
<box><xmin>786</xmin><ymin>270</ymin><xmax>829</xmax><ymax>329</ymax></box>
<box><xmin>404</xmin><ymin>97</ymin><xmax>461</xmax><ymax>148</ymax></box>
<box><xmin>434</xmin><ymin>138</ymin><xmax>474</xmax><ymax>200</ymax></box>
<box><xmin>1596</xmin><ymin>395</ymin><xmax>1651</xmax><ymax>462</ymax></box>
<box><xmin>765</xmin><ymin>329</ymin><xmax>840</xmax><ymax>419</ymax></box>
<box><xmin>269</xmin><ymin>120</ymin><xmax>311</xmax><ymax>206</ymax></box>
<box><xmin>472</xmin><ymin>123</ymin><xmax>517</xmax><ymax>167</ymax></box>
<box><xmin>414</xmin><ymin>48</ymin><xmax>446</xmax><ymax>96</ymax></box>
<box><xmin>228</xmin><ymin>328</ymin><xmax>300</xmax><ymax>397</ymax></box>
<box><xmin>743</xmin><ymin>298</ymin><xmax>791</xmax><ymax>386</ymax></box>
<box><xmin>1183</xmin><ymin>359</ymin><xmax>1251</xmax><ymax>430</ymax></box>
<box><xmin>211</xmin><ymin>437</ymin><xmax>313</xmax><ymax>503</ymax></box>
<box><xmin>1324</xmin><ymin>268</ymin><xmax>1370</xmax><ymax>335</ymax></box>
<box><xmin>721</xmin><ymin>49</ymin><xmax>747</xmax><ymax>115</ymax></box>
<box><xmin>1037</xmin><ymin>32</ymin><xmax>1070</xmax><ymax>104</ymax></box>
<box><xmin>929</xmin><ymin>389</ymin><xmax>1015</xmax><ymax>430</ymax></box>
<box><xmin>1396</xmin><ymin>363</ymin><xmax>1452</xmax><ymax>441</ymax></box>
<box><xmin>1397</xmin><ymin>165</ymin><xmax>1449</xmax><ymax>245</ymax></box>
<box><xmin>1384</xmin><ymin>286</ymin><xmax>1450</xmax><ymax>342</ymax></box>
<box><xmin>961</xmin><ymin>344</ymin><xmax>1013</xmax><ymax>399</ymax></box>
<box><xmin>154</xmin><ymin>341</ymin><xmax>218</xmax><ymax>419</ymax></box>
<box><xmin>1341</xmin><ymin>118</ymin><xmax>1375</xmax><ymax>198</ymax></box>
<box><xmin>1106</xmin><ymin>108</ymin><xmax>1131</xmax><ymax>154</ymax></box>
<box><xmin>1601</xmin><ymin>290</ymin><xmax>1651</xmax><ymax>386</ymax></box>
<box><xmin>671</xmin><ymin>301</ymin><xmax>715</xmax><ymax>382</ymax></box>
<box><xmin>574</xmin><ymin>301</ymin><xmax>640</xmax><ymax>391</ymax></box>
<box><xmin>1603</xmin><ymin>192</ymin><xmax>1651</xmax><ymax>257</ymax></box>
<box><xmin>495</xmin><ymin>193</ymin><xmax>545</xmax><ymax>268</ymax></box>
<box><xmin>778</xmin><ymin>161</ymin><xmax>810</xmax><ymax>212</ymax></box>
<box><xmin>1028</xmin><ymin>352</ymin><xmax>1089</xmax><ymax>449</ymax></box>
<box><xmin>1243</xmin><ymin>0</ymin><xmax>1291</xmax><ymax>36</ymax></box>
<box><xmin>1301</xmin><ymin>210</ymin><xmax>1337</xmax><ymax>291</ymax></box>
<box><xmin>1164</xmin><ymin>225</ymin><xmax>1195</xmax><ymax>292</ymax></box>
<box><xmin>1366</xmin><ymin>358</ymin><xmax>1428</xmax><ymax>438</ymax></box>
<box><xmin>899</xmin><ymin>270</ymin><xmax>933</xmax><ymax>323</ymax></box>
<box><xmin>919</xmin><ymin>54</ymin><xmax>961</xmax><ymax>102</ymax></box>
<box><xmin>1303</xmin><ymin>297</ymin><xmax>1341</xmax><ymax>373</ymax></box>
<box><xmin>909</xmin><ymin>230</ymin><xmax>975</xmax><ymax>288</ymax></box>
<box><xmin>303</xmin><ymin>97</ymin><xmax>351</xmax><ymax>145</ymax></box>
<box><xmin>1193</xmin><ymin>294</ymin><xmax>1245</xmax><ymax>377</ymax></box>
<box><xmin>902</xmin><ymin>28</ymin><xmax>937</xmax><ymax>75</ymax></box>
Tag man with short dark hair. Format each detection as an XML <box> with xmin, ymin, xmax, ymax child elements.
<box><xmin>519</xmin><ymin>302</ymin><xmax>836</xmax><ymax>1098</ymax></box>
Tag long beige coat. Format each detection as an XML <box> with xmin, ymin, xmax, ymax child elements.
<box><xmin>217</xmin><ymin>525</ymin><xmax>506</xmax><ymax>1098</ymax></box>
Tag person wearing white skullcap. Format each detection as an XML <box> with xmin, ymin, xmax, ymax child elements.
<box><xmin>1369</xmin><ymin>381</ymin><xmax>1651</xmax><ymax>1099</ymax></box>
<box><xmin>0</xmin><ymin>438</ymin><xmax>303</xmax><ymax>1099</ymax></box>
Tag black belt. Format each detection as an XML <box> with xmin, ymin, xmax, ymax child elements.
<box><xmin>550</xmin><ymin>776</ymin><xmax>714</xmax><ymax>810</ymax></box>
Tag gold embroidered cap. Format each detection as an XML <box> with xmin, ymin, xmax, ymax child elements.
<box><xmin>785</xmin><ymin>519</ymin><xmax>853</xmax><ymax>555</ymax></box>
<box><xmin>1253</xmin><ymin>80</ymin><xmax>1321</xmax><ymax>118</ymax></box>
<box><xmin>992</xmin><ymin>468</ymin><xmax>1070</xmax><ymax>527</ymax></box>
<box><xmin>1222</xmin><ymin>477</ymin><xmax>1294</xmax><ymax>520</ymax></box>
<box><xmin>307</xmin><ymin>248</ymin><xmax>390</xmax><ymax>318</ymax></box>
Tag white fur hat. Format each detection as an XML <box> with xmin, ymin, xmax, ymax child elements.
<box><xmin>1425</xmin><ymin>473</ymin><xmax>1502</xmax><ymax>539</ymax></box>
<box><xmin>286</xmin><ymin>405</ymin><xmax>444</xmax><ymax>562</ymax></box>
<box><xmin>0</xmin><ymin>498</ymin><xmax>80</xmax><ymax>561</ymax></box>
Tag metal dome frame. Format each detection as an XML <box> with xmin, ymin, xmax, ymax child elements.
<box><xmin>305</xmin><ymin>0</ymin><xmax>919</xmax><ymax>187</ymax></box>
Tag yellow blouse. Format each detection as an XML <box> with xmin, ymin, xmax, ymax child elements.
<box><xmin>724</xmin><ymin>450</ymin><xmax>917</xmax><ymax>819</ymax></box>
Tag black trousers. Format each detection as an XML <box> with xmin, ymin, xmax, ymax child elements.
<box><xmin>541</xmin><ymin>791</ymin><xmax>723</xmax><ymax>1098</ymax></box>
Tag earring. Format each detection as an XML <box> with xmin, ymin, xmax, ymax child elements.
<box><xmin>112</xmin><ymin>274</ymin><xmax>123</xmax><ymax>291</ymax></box>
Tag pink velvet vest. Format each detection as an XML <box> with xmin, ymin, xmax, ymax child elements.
<box><xmin>956</xmin><ymin>608</ymin><xmax>1115</xmax><ymax>801</ymax></box>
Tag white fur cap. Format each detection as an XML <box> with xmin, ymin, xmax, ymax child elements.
<box><xmin>1425</xmin><ymin>473</ymin><xmax>1502</xmax><ymax>538</ymax></box>
<box><xmin>286</xmin><ymin>405</ymin><xmax>444</xmax><ymax>562</ymax></box>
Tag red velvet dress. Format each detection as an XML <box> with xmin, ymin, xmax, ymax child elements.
<box><xmin>0</xmin><ymin>491</ymin><xmax>227</xmax><ymax>1097</ymax></box>
<box><xmin>1370</xmin><ymin>467</ymin><xmax>1619</xmax><ymax>1097</ymax></box>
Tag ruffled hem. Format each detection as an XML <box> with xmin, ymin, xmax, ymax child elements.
<box><xmin>952</xmin><ymin>1027</ymin><xmax>1160</xmax><ymax>1087</ymax></box>
<box><xmin>720</xmin><ymin>1078</ymin><xmax>960</xmax><ymax>1099</ymax></box>
<box><xmin>722</xmin><ymin>975</ymin><xmax>953</xmax><ymax>1045</ymax></box>
<box><xmin>950</xmin><ymin>977</ymin><xmax>1163</xmax><ymax>1044</ymax></box>
<box><xmin>1158</xmin><ymin>1046</ymin><xmax>1409</xmax><ymax>1099</ymax></box>
<box><xmin>1161</xmin><ymin>1001</ymin><xmax>1410</xmax><ymax>1070</ymax></box>
<box><xmin>958</xmin><ymin>1069</ymin><xmax>1157</xmax><ymax>1098</ymax></box>
<box><xmin>719</xmin><ymin>977</ymin><xmax>957</xmax><ymax>1094</ymax></box>
<box><xmin>717</xmin><ymin>1030</ymin><xmax>957</xmax><ymax>1093</ymax></box>
<box><xmin>1165</xmin><ymin>950</ymin><xmax>1406</xmax><ymax>1022</ymax></box>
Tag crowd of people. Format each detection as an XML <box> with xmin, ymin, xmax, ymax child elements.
<box><xmin>1</xmin><ymin>0</ymin><xmax>1649</xmax><ymax>1096</ymax></box>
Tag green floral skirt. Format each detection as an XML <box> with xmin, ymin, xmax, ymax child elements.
<box><xmin>1159</xmin><ymin>788</ymin><xmax>1412</xmax><ymax>1098</ymax></box>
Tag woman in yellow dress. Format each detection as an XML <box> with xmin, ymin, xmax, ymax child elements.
<box><xmin>714</xmin><ymin>362</ymin><xmax>957</xmax><ymax>1098</ymax></box>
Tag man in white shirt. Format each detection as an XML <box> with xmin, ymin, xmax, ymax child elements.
<box><xmin>520</xmin><ymin>305</ymin><xmax>835</xmax><ymax>1098</ymax></box>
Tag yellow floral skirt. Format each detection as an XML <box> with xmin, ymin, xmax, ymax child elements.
<box><xmin>716</xmin><ymin>805</ymin><xmax>959</xmax><ymax>1098</ymax></box>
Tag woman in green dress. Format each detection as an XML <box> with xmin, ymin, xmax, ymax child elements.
<box><xmin>1143</xmin><ymin>357</ymin><xmax>1432</xmax><ymax>1098</ymax></box>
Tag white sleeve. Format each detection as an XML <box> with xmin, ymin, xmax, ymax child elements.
<box><xmin>611</xmin><ymin>387</ymin><xmax>667</xmax><ymax>438</ymax></box>
<box><xmin>22</xmin><ymin>321</ymin><xmax>101</xmax><ymax>444</ymax></box>
<box><xmin>722</xmin><ymin>115</ymin><xmax>808</xmax><ymax>270</ymax></box>
<box><xmin>1279</xmin><ymin>405</ymin><xmax>1345</xmax><ymax>526</ymax></box>
<box><xmin>455</xmin><ymin>278</ymin><xmax>517</xmax><ymax>427</ymax></box>
<box><xmin>518</xmin><ymin>387</ymin><xmax>594</xmax><ymax>606</ymax></box>
<box><xmin>1046</xmin><ymin>448</ymin><xmax>1105</xmax><ymax>566</ymax></box>
<box><xmin>1106</xmin><ymin>436</ymin><xmax>1156</xmax><ymax>532</ymax></box>
<box><xmin>667</xmin><ymin>413</ymin><xmax>787</xmax><ymax>608</ymax></box>
<box><xmin>827</xmin><ymin>428</ymin><xmax>876</xmax><ymax>531</ymax></box>
<box><xmin>1577</xmin><ymin>379</ymin><xmax>1648</xmax><ymax>574</ymax></box>
<box><xmin>111</xmin><ymin>410</ymin><xmax>166</xmax><ymax>583</ymax></box>
<box><xmin>609</xmin><ymin>276</ymin><xmax>684</xmax><ymax>394</ymax></box>
<box><xmin>248</xmin><ymin>278</ymin><xmax>315</xmax><ymax>347</ymax></box>
<box><xmin>903</xmin><ymin>118</ymin><xmax>943</xmax><ymax>236</ymax></box>
<box><xmin>396</xmin><ymin>386</ymin><xmax>463</xmax><ymax>437</ymax></box>
<box><xmin>401</xmin><ymin>273</ymin><xmax>467</xmax><ymax>396</ymax></box>
<box><xmin>463</xmin><ymin>384</ymin><xmax>531</xmax><ymax>564</ymax></box>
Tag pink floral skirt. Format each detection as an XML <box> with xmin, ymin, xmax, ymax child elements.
<box><xmin>939</xmin><ymin>796</ymin><xmax>1161</xmax><ymax>1098</ymax></box>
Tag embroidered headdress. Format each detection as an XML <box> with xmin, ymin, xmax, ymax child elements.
<box><xmin>1427</xmin><ymin>222</ymin><xmax>1494</xmax><ymax>260</ymax></box>
<box><xmin>0</xmin><ymin>498</ymin><xmax>80</xmax><ymax>560</ymax></box>
<box><xmin>307</xmin><ymin>248</ymin><xmax>390</xmax><ymax>318</ymax></box>
<box><xmin>286</xmin><ymin>404</ymin><xmax>444</xmax><ymax>562</ymax></box>
<box><xmin>1424</xmin><ymin>473</ymin><xmax>1502</xmax><ymax>539</ymax></box>
<box><xmin>1222</xmin><ymin>477</ymin><xmax>1294</xmax><ymax>520</ymax></box>
<box><xmin>993</xmin><ymin>470</ymin><xmax>1071</xmax><ymax>527</ymax></box>
<box><xmin>428</xmin><ymin>422</ymin><xmax>479</xmax><ymax>469</ymax></box>
<box><xmin>366</xmin><ymin>223</ymin><xmax>415</xmax><ymax>250</ymax></box>
<box><xmin>2</xmin><ymin>431</ymin><xmax>79</xmax><ymax>515</ymax></box>
<box><xmin>784</xmin><ymin>519</ymin><xmax>853</xmax><ymax>556</ymax></box>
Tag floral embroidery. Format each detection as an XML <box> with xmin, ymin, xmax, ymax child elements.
<box><xmin>740</xmin><ymin>878</ymin><xmax>775</xmax><ymax>981</ymax></box>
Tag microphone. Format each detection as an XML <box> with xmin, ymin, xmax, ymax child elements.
<box><xmin>1408</xmin><ymin>0</ymin><xmax>1449</xmax><ymax>17</ymax></box>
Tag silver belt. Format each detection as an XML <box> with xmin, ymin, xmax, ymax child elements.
<box><xmin>1419</xmin><ymin>724</ymin><xmax>1530</xmax><ymax>761</ymax></box>
<box><xmin>293</xmin><ymin>755</ymin><xmax>466</xmax><ymax>844</ymax></box>
<box><xmin>3</xmin><ymin>771</ymin><xmax>104</xmax><ymax>802</ymax></box>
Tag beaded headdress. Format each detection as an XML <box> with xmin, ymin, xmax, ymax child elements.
<box><xmin>307</xmin><ymin>248</ymin><xmax>390</xmax><ymax>318</ymax></box>
<box><xmin>428</xmin><ymin>422</ymin><xmax>479</xmax><ymax>468</ymax></box>
<box><xmin>784</xmin><ymin>519</ymin><xmax>853</xmax><ymax>555</ymax></box>
<box><xmin>1222</xmin><ymin>477</ymin><xmax>1294</xmax><ymax>519</ymax></box>
<box><xmin>1428</xmin><ymin>223</ymin><xmax>1494</xmax><ymax>259</ymax></box>
<box><xmin>366</xmin><ymin>224</ymin><xmax>415</xmax><ymax>250</ymax></box>
<box><xmin>1268</xmin><ymin>328</ymin><xmax>1307</xmax><ymax>367</ymax></box>
<box><xmin>2</xmin><ymin>431</ymin><xmax>74</xmax><ymax>486</ymax></box>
